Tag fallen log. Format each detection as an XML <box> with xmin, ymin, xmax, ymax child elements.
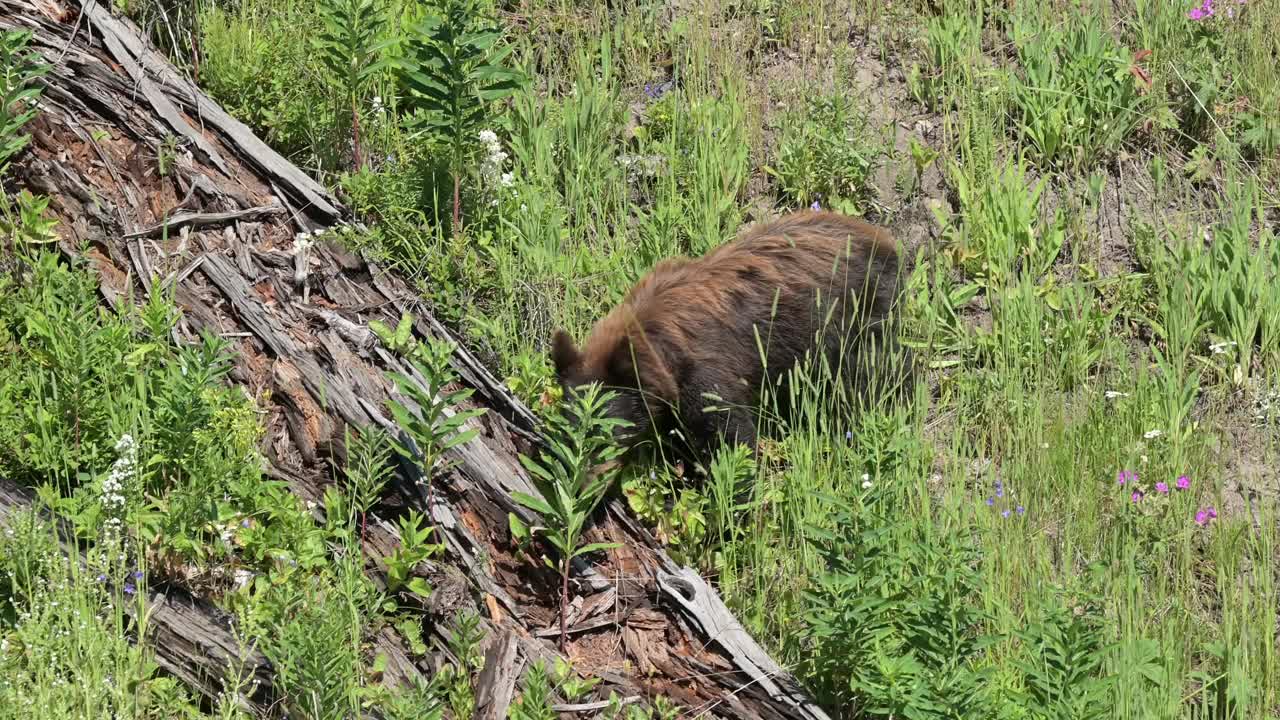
<box><xmin>1</xmin><ymin>1</ymin><xmax>831</xmax><ymax>718</ymax></box>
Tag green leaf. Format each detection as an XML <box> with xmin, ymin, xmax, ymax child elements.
<box><xmin>511</xmin><ymin>491</ymin><xmax>554</xmax><ymax>516</ymax></box>
<box><xmin>571</xmin><ymin>541</ymin><xmax>620</xmax><ymax>559</ymax></box>
<box><xmin>406</xmin><ymin>577</ymin><xmax>434</xmax><ymax>597</ymax></box>
<box><xmin>508</xmin><ymin>512</ymin><xmax>530</xmax><ymax>541</ymax></box>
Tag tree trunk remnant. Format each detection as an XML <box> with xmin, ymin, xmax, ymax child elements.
<box><xmin>0</xmin><ymin>2</ymin><xmax>832</xmax><ymax>718</ymax></box>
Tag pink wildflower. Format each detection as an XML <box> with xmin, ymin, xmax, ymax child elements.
<box><xmin>1176</xmin><ymin>475</ymin><xmax>1190</xmax><ymax>490</ymax></box>
<box><xmin>1155</xmin><ymin>481</ymin><xmax>1170</xmax><ymax>494</ymax></box>
<box><xmin>1195</xmin><ymin>506</ymin><xmax>1218</xmax><ymax>526</ymax></box>
<box><xmin>1131</xmin><ymin>491</ymin><xmax>1143</xmax><ymax>503</ymax></box>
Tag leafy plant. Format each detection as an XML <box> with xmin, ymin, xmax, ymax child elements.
<box><xmin>765</xmin><ymin>93</ymin><xmax>879</xmax><ymax>213</ymax></box>
<box><xmin>0</xmin><ymin>29</ymin><xmax>49</xmax><ymax>174</ymax></box>
<box><xmin>396</xmin><ymin>0</ymin><xmax>525</xmax><ymax>231</ymax></box>
<box><xmin>908</xmin><ymin>12</ymin><xmax>981</xmax><ymax>111</ymax></box>
<box><xmin>800</xmin><ymin>500</ymin><xmax>997</xmax><ymax>719</ymax></box>
<box><xmin>621</xmin><ymin>471</ymin><xmax>708</xmax><ymax>565</ymax></box>
<box><xmin>341</xmin><ymin>424</ymin><xmax>395</xmax><ymax>544</ymax></box>
<box><xmin>156</xmin><ymin>134</ymin><xmax>179</xmax><ymax>177</ymax></box>
<box><xmin>946</xmin><ymin>157</ymin><xmax>1064</xmax><ymax>290</ymax></box>
<box><xmin>1009</xmin><ymin>18</ymin><xmax>1143</xmax><ymax>169</ymax></box>
<box><xmin>1013</xmin><ymin>587</ymin><xmax>1115</xmax><ymax>720</ymax></box>
<box><xmin>384</xmin><ymin>509</ymin><xmax>443</xmax><ymax>597</ymax></box>
<box><xmin>437</xmin><ymin>610</ymin><xmax>485</xmax><ymax>718</ymax></box>
<box><xmin>385</xmin><ymin>333</ymin><xmax>485</xmax><ymax>515</ymax></box>
<box><xmin>0</xmin><ymin>188</ymin><xmax>58</xmax><ymax>250</ymax></box>
<box><xmin>508</xmin><ymin>661</ymin><xmax>557</xmax><ymax>720</ymax></box>
<box><xmin>236</xmin><ymin>556</ymin><xmax>381</xmax><ymax>720</ymax></box>
<box><xmin>313</xmin><ymin>0</ymin><xmax>391</xmax><ymax>171</ymax></box>
<box><xmin>509</xmin><ymin>382</ymin><xmax>628</xmax><ymax>650</ymax></box>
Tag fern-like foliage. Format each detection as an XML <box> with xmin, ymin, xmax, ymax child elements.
<box><xmin>313</xmin><ymin>0</ymin><xmax>391</xmax><ymax>170</ymax></box>
<box><xmin>397</xmin><ymin>0</ymin><xmax>525</xmax><ymax>230</ymax></box>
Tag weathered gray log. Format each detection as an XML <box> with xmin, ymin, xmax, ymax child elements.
<box><xmin>1</xmin><ymin>1</ymin><xmax>833</xmax><ymax>718</ymax></box>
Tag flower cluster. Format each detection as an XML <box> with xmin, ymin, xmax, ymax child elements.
<box><xmin>984</xmin><ymin>478</ymin><xmax>1025</xmax><ymax>518</ymax></box>
<box><xmin>1189</xmin><ymin>0</ymin><xmax>1246</xmax><ymax>20</ymax></box>
<box><xmin>96</xmin><ymin>568</ymin><xmax>145</xmax><ymax>599</ymax></box>
<box><xmin>1119</xmin><ymin>470</ymin><xmax>1217</xmax><ymax>527</ymax></box>
<box><xmin>478</xmin><ymin>129</ymin><xmax>514</xmax><ymax>201</ymax></box>
<box><xmin>1195</xmin><ymin>506</ymin><xmax>1218</xmax><ymax>526</ymax></box>
<box><xmin>101</xmin><ymin>434</ymin><xmax>136</xmax><ymax>537</ymax></box>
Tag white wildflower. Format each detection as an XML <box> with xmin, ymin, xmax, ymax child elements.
<box><xmin>101</xmin><ymin>433</ymin><xmax>137</xmax><ymax>534</ymax></box>
<box><xmin>861</xmin><ymin>473</ymin><xmax>872</xmax><ymax>489</ymax></box>
<box><xmin>292</xmin><ymin>231</ymin><xmax>316</xmax><ymax>255</ymax></box>
<box><xmin>1143</xmin><ymin>429</ymin><xmax>1163</xmax><ymax>440</ymax></box>
<box><xmin>1104</xmin><ymin>390</ymin><xmax>1127</xmax><ymax>400</ymax></box>
<box><xmin>1209</xmin><ymin>340</ymin><xmax>1237</xmax><ymax>355</ymax></box>
<box><xmin>478</xmin><ymin>129</ymin><xmax>511</xmax><ymax>199</ymax></box>
<box><xmin>233</xmin><ymin>569</ymin><xmax>254</xmax><ymax>590</ymax></box>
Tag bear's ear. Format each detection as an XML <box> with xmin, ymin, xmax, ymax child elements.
<box><xmin>550</xmin><ymin>329</ymin><xmax>580</xmax><ymax>379</ymax></box>
<box><xmin>607</xmin><ymin>331</ymin><xmax>677</xmax><ymax>405</ymax></box>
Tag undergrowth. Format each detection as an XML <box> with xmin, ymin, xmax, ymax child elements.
<box><xmin>3</xmin><ymin>0</ymin><xmax>1279</xmax><ymax>716</ymax></box>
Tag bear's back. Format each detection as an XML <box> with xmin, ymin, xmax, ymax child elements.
<box><xmin>618</xmin><ymin>210</ymin><xmax>899</xmax><ymax>339</ymax></box>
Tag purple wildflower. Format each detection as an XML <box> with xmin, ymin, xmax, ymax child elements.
<box><xmin>1195</xmin><ymin>506</ymin><xmax>1218</xmax><ymax>526</ymax></box>
<box><xmin>1001</xmin><ymin>509</ymin><xmax>1011</xmax><ymax>518</ymax></box>
<box><xmin>845</xmin><ymin>430</ymin><xmax>853</xmax><ymax>441</ymax></box>
<box><xmin>133</xmin><ymin>571</ymin><xmax>143</xmax><ymax>581</ymax></box>
<box><xmin>123</xmin><ymin>583</ymin><xmax>135</xmax><ymax>595</ymax></box>
<box><xmin>995</xmin><ymin>485</ymin><xmax>1005</xmax><ymax>498</ymax></box>
<box><xmin>242</xmin><ymin>518</ymin><xmax>252</xmax><ymax>528</ymax></box>
<box><xmin>986</xmin><ymin>497</ymin><xmax>995</xmax><ymax>506</ymax></box>
<box><xmin>1015</xmin><ymin>505</ymin><xmax>1025</xmax><ymax>515</ymax></box>
<box><xmin>1117</xmin><ymin>470</ymin><xmax>1137</xmax><ymax>486</ymax></box>
<box><xmin>96</xmin><ymin>574</ymin><xmax>107</xmax><ymax>583</ymax></box>
<box><xmin>1155</xmin><ymin>481</ymin><xmax>1170</xmax><ymax>494</ymax></box>
<box><xmin>1189</xmin><ymin>7</ymin><xmax>1204</xmax><ymax>18</ymax></box>
<box><xmin>810</xmin><ymin>200</ymin><xmax>822</xmax><ymax>211</ymax></box>
<box><xmin>1131</xmin><ymin>491</ymin><xmax>1143</xmax><ymax>503</ymax></box>
<box><xmin>1176</xmin><ymin>475</ymin><xmax>1190</xmax><ymax>490</ymax></box>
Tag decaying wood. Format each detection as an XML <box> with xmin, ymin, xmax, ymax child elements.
<box><xmin>474</xmin><ymin>630</ymin><xmax>522</xmax><ymax>720</ymax></box>
<box><xmin>123</xmin><ymin>204</ymin><xmax>286</xmax><ymax>239</ymax></box>
<box><xmin>1</xmin><ymin>1</ymin><xmax>832</xmax><ymax>718</ymax></box>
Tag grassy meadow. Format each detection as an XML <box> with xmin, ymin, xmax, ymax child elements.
<box><xmin>2</xmin><ymin>0</ymin><xmax>1279</xmax><ymax>717</ymax></box>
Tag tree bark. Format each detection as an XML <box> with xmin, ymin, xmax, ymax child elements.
<box><xmin>0</xmin><ymin>2</ymin><xmax>831</xmax><ymax>718</ymax></box>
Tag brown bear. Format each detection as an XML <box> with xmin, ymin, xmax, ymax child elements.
<box><xmin>549</xmin><ymin>209</ymin><xmax>913</xmax><ymax>463</ymax></box>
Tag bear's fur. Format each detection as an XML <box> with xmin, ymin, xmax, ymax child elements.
<box><xmin>549</xmin><ymin>209</ymin><xmax>913</xmax><ymax>461</ymax></box>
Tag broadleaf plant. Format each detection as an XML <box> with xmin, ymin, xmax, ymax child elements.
<box><xmin>385</xmin><ymin>331</ymin><xmax>485</xmax><ymax>523</ymax></box>
<box><xmin>313</xmin><ymin>0</ymin><xmax>393</xmax><ymax>171</ymax></box>
<box><xmin>510</xmin><ymin>382</ymin><xmax>629</xmax><ymax>651</ymax></box>
<box><xmin>0</xmin><ymin>28</ymin><xmax>50</xmax><ymax>175</ymax></box>
<box><xmin>396</xmin><ymin>0</ymin><xmax>525</xmax><ymax>232</ymax></box>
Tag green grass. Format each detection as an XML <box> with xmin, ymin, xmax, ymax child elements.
<box><xmin>4</xmin><ymin>0</ymin><xmax>1280</xmax><ymax>717</ymax></box>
